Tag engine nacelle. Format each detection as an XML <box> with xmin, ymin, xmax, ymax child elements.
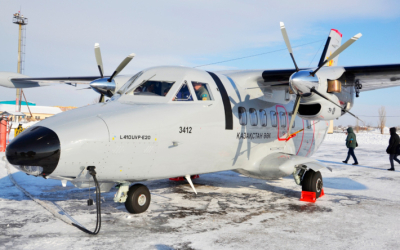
<box><xmin>289</xmin><ymin>68</ymin><xmax>354</xmax><ymax>121</ymax></box>
<box><xmin>297</xmin><ymin>94</ymin><xmax>342</xmax><ymax>120</ymax></box>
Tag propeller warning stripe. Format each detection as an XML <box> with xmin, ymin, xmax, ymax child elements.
<box><xmin>207</xmin><ymin>72</ymin><xmax>233</xmax><ymax>130</ymax></box>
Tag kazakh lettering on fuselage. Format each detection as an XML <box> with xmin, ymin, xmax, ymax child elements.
<box><xmin>120</xmin><ymin>135</ymin><xmax>151</xmax><ymax>140</ymax></box>
<box><xmin>236</xmin><ymin>132</ymin><xmax>271</xmax><ymax>140</ymax></box>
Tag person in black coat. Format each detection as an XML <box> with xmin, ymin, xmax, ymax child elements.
<box><xmin>387</xmin><ymin>127</ymin><xmax>400</xmax><ymax>171</ymax></box>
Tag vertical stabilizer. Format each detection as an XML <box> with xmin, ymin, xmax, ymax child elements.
<box><xmin>318</xmin><ymin>29</ymin><xmax>342</xmax><ymax>67</ymax></box>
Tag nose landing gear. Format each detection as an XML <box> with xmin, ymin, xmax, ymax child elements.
<box><xmin>114</xmin><ymin>183</ymin><xmax>151</xmax><ymax>214</ymax></box>
<box><xmin>125</xmin><ymin>184</ymin><xmax>151</xmax><ymax>214</ymax></box>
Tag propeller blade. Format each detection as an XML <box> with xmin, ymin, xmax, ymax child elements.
<box><xmin>312</xmin><ymin>33</ymin><xmax>362</xmax><ymax>76</ymax></box>
<box><xmin>310</xmin><ymin>87</ymin><xmax>363</xmax><ymax>122</ymax></box>
<box><xmin>108</xmin><ymin>53</ymin><xmax>135</xmax><ymax>82</ymax></box>
<box><xmin>287</xmin><ymin>94</ymin><xmax>301</xmax><ymax>138</ymax></box>
<box><xmin>280</xmin><ymin>22</ymin><xmax>299</xmax><ymax>72</ymax></box>
<box><xmin>94</xmin><ymin>43</ymin><xmax>104</xmax><ymax>78</ymax></box>
<box><xmin>99</xmin><ymin>94</ymin><xmax>105</xmax><ymax>103</ymax></box>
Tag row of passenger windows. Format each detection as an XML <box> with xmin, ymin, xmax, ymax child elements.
<box><xmin>238</xmin><ymin>107</ymin><xmax>297</xmax><ymax>128</ymax></box>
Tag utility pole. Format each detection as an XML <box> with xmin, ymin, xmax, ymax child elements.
<box><xmin>12</xmin><ymin>11</ymin><xmax>28</xmax><ymax>123</ymax></box>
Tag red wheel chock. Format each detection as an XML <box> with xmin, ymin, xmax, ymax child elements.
<box><xmin>300</xmin><ymin>189</ymin><xmax>324</xmax><ymax>203</ymax></box>
<box><xmin>169</xmin><ymin>175</ymin><xmax>199</xmax><ymax>181</ymax></box>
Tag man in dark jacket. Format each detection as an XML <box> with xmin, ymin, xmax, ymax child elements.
<box><xmin>342</xmin><ymin>127</ymin><xmax>359</xmax><ymax>165</ymax></box>
<box><xmin>387</xmin><ymin>127</ymin><xmax>400</xmax><ymax>171</ymax></box>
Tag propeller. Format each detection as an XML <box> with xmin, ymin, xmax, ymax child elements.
<box><xmin>94</xmin><ymin>43</ymin><xmax>104</xmax><ymax>78</ymax></box>
<box><xmin>91</xmin><ymin>43</ymin><xmax>135</xmax><ymax>102</ymax></box>
<box><xmin>280</xmin><ymin>22</ymin><xmax>299</xmax><ymax>72</ymax></box>
<box><xmin>280</xmin><ymin>22</ymin><xmax>303</xmax><ymax>138</ymax></box>
<box><xmin>279</xmin><ymin>22</ymin><xmax>362</xmax><ymax>139</ymax></box>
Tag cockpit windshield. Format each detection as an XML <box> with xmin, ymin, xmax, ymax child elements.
<box><xmin>129</xmin><ymin>80</ymin><xmax>175</xmax><ymax>97</ymax></box>
<box><xmin>117</xmin><ymin>71</ymin><xmax>143</xmax><ymax>95</ymax></box>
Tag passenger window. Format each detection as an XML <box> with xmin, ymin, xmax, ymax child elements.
<box><xmin>305</xmin><ymin>120</ymin><xmax>312</xmax><ymax>129</ymax></box>
<box><xmin>238</xmin><ymin>107</ymin><xmax>247</xmax><ymax>125</ymax></box>
<box><xmin>280</xmin><ymin>112</ymin><xmax>287</xmax><ymax>127</ymax></box>
<box><xmin>289</xmin><ymin>114</ymin><xmax>295</xmax><ymax>128</ymax></box>
<box><xmin>173</xmin><ymin>83</ymin><xmax>193</xmax><ymax>101</ymax></box>
<box><xmin>191</xmin><ymin>81</ymin><xmax>213</xmax><ymax>101</ymax></box>
<box><xmin>249</xmin><ymin>108</ymin><xmax>258</xmax><ymax>126</ymax></box>
<box><xmin>259</xmin><ymin>110</ymin><xmax>267</xmax><ymax>127</ymax></box>
<box><xmin>270</xmin><ymin>111</ymin><xmax>277</xmax><ymax>127</ymax></box>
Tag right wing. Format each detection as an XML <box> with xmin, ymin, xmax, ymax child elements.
<box><xmin>342</xmin><ymin>64</ymin><xmax>400</xmax><ymax>92</ymax></box>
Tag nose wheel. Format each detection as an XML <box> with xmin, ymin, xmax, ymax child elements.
<box><xmin>301</xmin><ymin>170</ymin><xmax>323</xmax><ymax>198</ymax></box>
<box><xmin>125</xmin><ymin>184</ymin><xmax>151</xmax><ymax>214</ymax></box>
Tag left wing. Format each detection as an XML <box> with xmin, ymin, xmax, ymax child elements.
<box><xmin>0</xmin><ymin>72</ymin><xmax>101</xmax><ymax>88</ymax></box>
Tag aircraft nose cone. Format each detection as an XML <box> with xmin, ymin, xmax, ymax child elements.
<box><xmin>6</xmin><ymin>126</ymin><xmax>60</xmax><ymax>177</ymax></box>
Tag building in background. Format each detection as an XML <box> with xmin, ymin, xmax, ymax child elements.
<box><xmin>0</xmin><ymin>100</ymin><xmax>36</xmax><ymax>106</ymax></box>
<box><xmin>54</xmin><ymin>106</ymin><xmax>77</xmax><ymax>112</ymax></box>
<box><xmin>0</xmin><ymin>104</ymin><xmax>62</xmax><ymax>121</ymax></box>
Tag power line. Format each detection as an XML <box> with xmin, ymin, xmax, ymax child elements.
<box><xmin>358</xmin><ymin>115</ymin><xmax>400</xmax><ymax>117</ymax></box>
<box><xmin>193</xmin><ymin>39</ymin><xmax>325</xmax><ymax>68</ymax></box>
<box><xmin>308</xmin><ymin>40</ymin><xmax>325</xmax><ymax>67</ymax></box>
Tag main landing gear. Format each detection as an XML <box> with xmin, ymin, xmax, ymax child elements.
<box><xmin>293</xmin><ymin>167</ymin><xmax>323</xmax><ymax>198</ymax></box>
<box><xmin>114</xmin><ymin>183</ymin><xmax>151</xmax><ymax>214</ymax></box>
<box><xmin>302</xmin><ymin>169</ymin><xmax>323</xmax><ymax>198</ymax></box>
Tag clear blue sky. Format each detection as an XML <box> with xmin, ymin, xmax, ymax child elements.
<box><xmin>0</xmin><ymin>0</ymin><xmax>399</xmax><ymax>126</ymax></box>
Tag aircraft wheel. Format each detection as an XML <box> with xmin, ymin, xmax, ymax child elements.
<box><xmin>302</xmin><ymin>170</ymin><xmax>323</xmax><ymax>198</ymax></box>
<box><xmin>125</xmin><ymin>184</ymin><xmax>151</xmax><ymax>214</ymax></box>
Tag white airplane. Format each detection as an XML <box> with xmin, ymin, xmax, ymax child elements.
<box><xmin>1</xmin><ymin>23</ymin><xmax>400</xmax><ymax>234</ymax></box>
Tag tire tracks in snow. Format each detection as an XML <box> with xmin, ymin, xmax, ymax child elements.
<box><xmin>1</xmin><ymin>156</ymin><xmax>84</xmax><ymax>229</ymax></box>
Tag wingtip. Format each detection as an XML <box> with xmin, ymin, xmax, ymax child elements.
<box><xmin>128</xmin><ymin>53</ymin><xmax>136</xmax><ymax>58</ymax></box>
<box><xmin>94</xmin><ymin>43</ymin><xmax>100</xmax><ymax>48</ymax></box>
<box><xmin>280</xmin><ymin>22</ymin><xmax>285</xmax><ymax>28</ymax></box>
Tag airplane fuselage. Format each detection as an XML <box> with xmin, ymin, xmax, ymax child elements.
<box><xmin>21</xmin><ymin>66</ymin><xmax>328</xmax><ymax>183</ymax></box>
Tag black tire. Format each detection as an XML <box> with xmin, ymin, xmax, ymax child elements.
<box><xmin>125</xmin><ymin>184</ymin><xmax>151</xmax><ymax>214</ymax></box>
<box><xmin>302</xmin><ymin>170</ymin><xmax>323</xmax><ymax>198</ymax></box>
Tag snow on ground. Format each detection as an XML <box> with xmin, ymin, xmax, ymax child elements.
<box><xmin>1</xmin><ymin>134</ymin><xmax>400</xmax><ymax>250</ymax></box>
<box><xmin>326</xmin><ymin>132</ymin><xmax>391</xmax><ymax>145</ymax></box>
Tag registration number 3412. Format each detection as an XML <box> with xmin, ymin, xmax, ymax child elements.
<box><xmin>179</xmin><ymin>127</ymin><xmax>192</xmax><ymax>133</ymax></box>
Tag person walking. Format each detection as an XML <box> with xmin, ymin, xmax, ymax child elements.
<box><xmin>342</xmin><ymin>127</ymin><xmax>359</xmax><ymax>165</ymax></box>
<box><xmin>387</xmin><ymin>127</ymin><xmax>400</xmax><ymax>171</ymax></box>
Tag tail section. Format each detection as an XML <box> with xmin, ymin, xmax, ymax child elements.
<box><xmin>318</xmin><ymin>29</ymin><xmax>342</xmax><ymax>67</ymax></box>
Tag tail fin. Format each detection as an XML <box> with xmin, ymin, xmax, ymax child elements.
<box><xmin>318</xmin><ymin>29</ymin><xmax>342</xmax><ymax>67</ymax></box>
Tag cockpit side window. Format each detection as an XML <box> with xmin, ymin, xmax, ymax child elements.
<box><xmin>191</xmin><ymin>81</ymin><xmax>213</xmax><ymax>101</ymax></box>
<box><xmin>173</xmin><ymin>83</ymin><xmax>193</xmax><ymax>101</ymax></box>
<box><xmin>127</xmin><ymin>80</ymin><xmax>174</xmax><ymax>97</ymax></box>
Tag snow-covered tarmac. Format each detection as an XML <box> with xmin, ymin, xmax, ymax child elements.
<box><xmin>1</xmin><ymin>134</ymin><xmax>400</xmax><ymax>249</ymax></box>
